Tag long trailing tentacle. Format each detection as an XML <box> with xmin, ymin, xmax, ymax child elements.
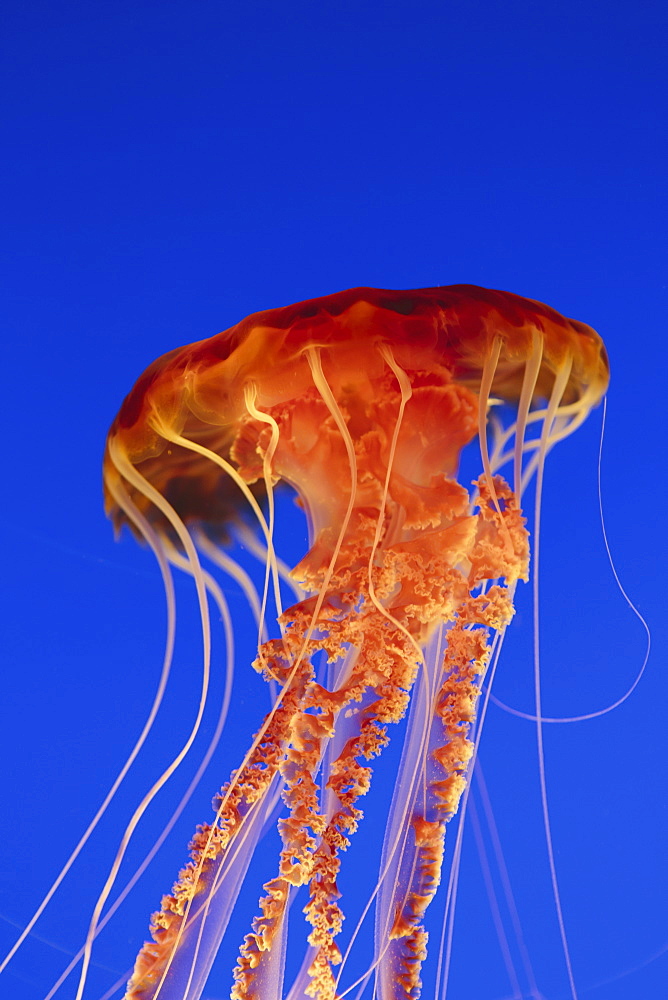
<box><xmin>43</xmin><ymin>513</ymin><xmax>237</xmax><ymax>1000</ymax></box>
<box><xmin>74</xmin><ymin>439</ymin><xmax>214</xmax><ymax>1000</ymax></box>
<box><xmin>0</xmin><ymin>474</ymin><xmax>177</xmax><ymax>990</ymax></box>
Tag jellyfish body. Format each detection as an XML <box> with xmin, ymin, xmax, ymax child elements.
<box><xmin>102</xmin><ymin>286</ymin><xmax>608</xmax><ymax>1000</ymax></box>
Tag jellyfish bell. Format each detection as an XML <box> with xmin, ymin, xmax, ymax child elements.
<box><xmin>98</xmin><ymin>285</ymin><xmax>608</xmax><ymax>1000</ymax></box>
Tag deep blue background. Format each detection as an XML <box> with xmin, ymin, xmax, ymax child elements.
<box><xmin>1</xmin><ymin>2</ymin><xmax>665</xmax><ymax>999</ymax></box>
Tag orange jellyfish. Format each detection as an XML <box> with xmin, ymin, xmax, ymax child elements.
<box><xmin>98</xmin><ymin>285</ymin><xmax>608</xmax><ymax>1000</ymax></box>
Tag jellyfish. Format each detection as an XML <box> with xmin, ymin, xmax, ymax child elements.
<box><xmin>93</xmin><ymin>285</ymin><xmax>608</xmax><ymax>1000</ymax></box>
